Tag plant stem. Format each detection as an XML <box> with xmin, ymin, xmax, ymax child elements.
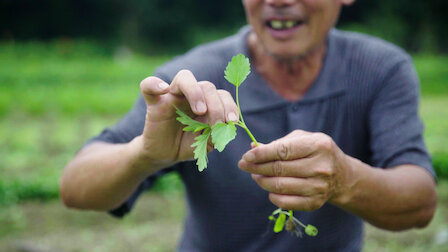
<box><xmin>274</xmin><ymin>209</ymin><xmax>307</xmax><ymax>229</ymax></box>
<box><xmin>236</xmin><ymin>87</ymin><xmax>259</xmax><ymax>147</ymax></box>
<box><xmin>236</xmin><ymin>87</ymin><xmax>244</xmax><ymax>124</ymax></box>
<box><xmin>236</xmin><ymin>122</ymin><xmax>259</xmax><ymax>147</ymax></box>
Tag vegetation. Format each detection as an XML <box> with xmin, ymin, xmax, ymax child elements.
<box><xmin>1</xmin><ymin>41</ymin><xmax>447</xmax><ymax>205</ymax></box>
<box><xmin>1</xmin><ymin>183</ymin><xmax>448</xmax><ymax>251</ymax></box>
<box><xmin>2</xmin><ymin>1</ymin><xmax>447</xmax><ymax>52</ymax></box>
<box><xmin>0</xmin><ymin>40</ymin><xmax>447</xmax><ymax>250</ymax></box>
<box><xmin>176</xmin><ymin>54</ymin><xmax>317</xmax><ymax>236</ymax></box>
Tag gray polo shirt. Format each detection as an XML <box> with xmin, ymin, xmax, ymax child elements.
<box><xmin>87</xmin><ymin>26</ymin><xmax>434</xmax><ymax>251</ymax></box>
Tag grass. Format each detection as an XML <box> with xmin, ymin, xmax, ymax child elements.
<box><xmin>1</xmin><ymin>41</ymin><xmax>447</xmax><ymax>205</ymax></box>
<box><xmin>0</xmin><ymin>192</ymin><xmax>185</xmax><ymax>252</ymax></box>
<box><xmin>0</xmin><ymin>41</ymin><xmax>447</xmax><ymax>250</ymax></box>
<box><xmin>1</xmin><ymin>182</ymin><xmax>447</xmax><ymax>251</ymax></box>
<box><xmin>414</xmin><ymin>55</ymin><xmax>448</xmax><ymax>95</ymax></box>
<box><xmin>0</xmin><ymin>113</ymin><xmax>183</xmax><ymax>205</ymax></box>
<box><xmin>0</xmin><ymin>40</ymin><xmax>171</xmax><ymax>116</ymax></box>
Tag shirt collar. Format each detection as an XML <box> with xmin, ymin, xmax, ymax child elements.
<box><xmin>233</xmin><ymin>26</ymin><xmax>347</xmax><ymax>113</ymax></box>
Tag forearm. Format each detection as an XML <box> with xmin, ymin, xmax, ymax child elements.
<box><xmin>60</xmin><ymin>136</ymin><xmax>162</xmax><ymax>211</ymax></box>
<box><xmin>333</xmin><ymin>156</ymin><xmax>437</xmax><ymax>230</ymax></box>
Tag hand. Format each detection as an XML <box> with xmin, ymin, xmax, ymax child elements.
<box><xmin>136</xmin><ymin>70</ymin><xmax>239</xmax><ymax>170</ymax></box>
<box><xmin>238</xmin><ymin>130</ymin><xmax>354</xmax><ymax>211</ymax></box>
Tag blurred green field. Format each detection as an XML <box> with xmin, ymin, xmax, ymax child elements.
<box><xmin>0</xmin><ymin>41</ymin><xmax>447</xmax><ymax>251</ymax></box>
<box><xmin>1</xmin><ymin>41</ymin><xmax>447</xmax><ymax>205</ymax></box>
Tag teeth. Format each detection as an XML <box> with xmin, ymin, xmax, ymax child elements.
<box><xmin>270</xmin><ymin>20</ymin><xmax>283</xmax><ymax>29</ymax></box>
<box><xmin>269</xmin><ymin>20</ymin><xmax>297</xmax><ymax>30</ymax></box>
<box><xmin>285</xmin><ymin>20</ymin><xmax>295</xmax><ymax>29</ymax></box>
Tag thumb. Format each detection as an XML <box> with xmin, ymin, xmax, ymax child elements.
<box><xmin>251</xmin><ymin>142</ymin><xmax>264</xmax><ymax>149</ymax></box>
<box><xmin>139</xmin><ymin>76</ymin><xmax>170</xmax><ymax>105</ymax></box>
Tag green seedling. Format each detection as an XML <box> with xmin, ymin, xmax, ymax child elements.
<box><xmin>175</xmin><ymin>53</ymin><xmax>318</xmax><ymax>237</ymax></box>
<box><xmin>269</xmin><ymin>209</ymin><xmax>318</xmax><ymax>237</ymax></box>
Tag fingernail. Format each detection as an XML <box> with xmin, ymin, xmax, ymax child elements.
<box><xmin>228</xmin><ymin>112</ymin><xmax>238</xmax><ymax>122</ymax></box>
<box><xmin>243</xmin><ymin>152</ymin><xmax>255</xmax><ymax>162</ymax></box>
<box><xmin>196</xmin><ymin>101</ymin><xmax>207</xmax><ymax>113</ymax></box>
<box><xmin>158</xmin><ymin>82</ymin><xmax>169</xmax><ymax>90</ymax></box>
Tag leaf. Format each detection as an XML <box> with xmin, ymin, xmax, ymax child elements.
<box><xmin>175</xmin><ymin>106</ymin><xmax>209</xmax><ymax>132</ymax></box>
<box><xmin>274</xmin><ymin>212</ymin><xmax>286</xmax><ymax>233</ymax></box>
<box><xmin>211</xmin><ymin>121</ymin><xmax>237</xmax><ymax>152</ymax></box>
<box><xmin>191</xmin><ymin>128</ymin><xmax>211</xmax><ymax>172</ymax></box>
<box><xmin>224</xmin><ymin>53</ymin><xmax>250</xmax><ymax>87</ymax></box>
<box><xmin>305</xmin><ymin>225</ymin><xmax>318</xmax><ymax>237</ymax></box>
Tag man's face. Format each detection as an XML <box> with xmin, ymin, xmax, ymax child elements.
<box><xmin>243</xmin><ymin>0</ymin><xmax>349</xmax><ymax>59</ymax></box>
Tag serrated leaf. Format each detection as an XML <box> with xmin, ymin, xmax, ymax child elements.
<box><xmin>274</xmin><ymin>213</ymin><xmax>286</xmax><ymax>233</ymax></box>
<box><xmin>211</xmin><ymin>121</ymin><xmax>237</xmax><ymax>152</ymax></box>
<box><xmin>191</xmin><ymin>128</ymin><xmax>211</xmax><ymax>172</ymax></box>
<box><xmin>224</xmin><ymin>54</ymin><xmax>250</xmax><ymax>87</ymax></box>
<box><xmin>175</xmin><ymin>106</ymin><xmax>209</xmax><ymax>133</ymax></box>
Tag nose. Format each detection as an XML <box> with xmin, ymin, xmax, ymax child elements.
<box><xmin>265</xmin><ymin>0</ymin><xmax>297</xmax><ymax>7</ymax></box>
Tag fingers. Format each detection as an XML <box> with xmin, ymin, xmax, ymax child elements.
<box><xmin>140</xmin><ymin>76</ymin><xmax>170</xmax><ymax>105</ymax></box>
<box><xmin>198</xmin><ymin>81</ymin><xmax>239</xmax><ymax>126</ymax></box>
<box><xmin>269</xmin><ymin>193</ymin><xmax>325</xmax><ymax>212</ymax></box>
<box><xmin>170</xmin><ymin>70</ymin><xmax>207</xmax><ymax>115</ymax></box>
<box><xmin>251</xmin><ymin>175</ymin><xmax>327</xmax><ymax>196</ymax></box>
<box><xmin>141</xmin><ymin>70</ymin><xmax>238</xmax><ymax>126</ymax></box>
<box><xmin>239</xmin><ymin>157</ymin><xmax>316</xmax><ymax>177</ymax></box>
<box><xmin>198</xmin><ymin>81</ymin><xmax>225</xmax><ymax>126</ymax></box>
<box><xmin>241</xmin><ymin>134</ymin><xmax>316</xmax><ymax>164</ymax></box>
<box><xmin>217</xmin><ymin>89</ymin><xmax>239</xmax><ymax>123</ymax></box>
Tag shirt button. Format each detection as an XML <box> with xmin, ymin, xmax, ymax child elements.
<box><xmin>291</xmin><ymin>104</ymin><xmax>300</xmax><ymax>112</ymax></box>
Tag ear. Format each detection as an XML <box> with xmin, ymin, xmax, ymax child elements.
<box><xmin>340</xmin><ymin>0</ymin><xmax>355</xmax><ymax>6</ymax></box>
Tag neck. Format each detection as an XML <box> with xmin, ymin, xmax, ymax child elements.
<box><xmin>247</xmin><ymin>32</ymin><xmax>326</xmax><ymax>101</ymax></box>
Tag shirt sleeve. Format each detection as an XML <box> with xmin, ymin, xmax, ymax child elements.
<box><xmin>82</xmin><ymin>74</ymin><xmax>180</xmax><ymax>217</ymax></box>
<box><xmin>368</xmin><ymin>56</ymin><xmax>436</xmax><ymax>180</ymax></box>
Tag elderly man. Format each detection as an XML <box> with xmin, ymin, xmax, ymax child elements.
<box><xmin>60</xmin><ymin>0</ymin><xmax>437</xmax><ymax>251</ymax></box>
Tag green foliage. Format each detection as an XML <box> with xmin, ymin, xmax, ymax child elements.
<box><xmin>2</xmin><ymin>183</ymin><xmax>448</xmax><ymax>251</ymax></box>
<box><xmin>151</xmin><ymin>172</ymin><xmax>184</xmax><ymax>193</ymax></box>
<box><xmin>433</xmin><ymin>153</ymin><xmax>448</xmax><ymax>179</ymax></box>
<box><xmin>274</xmin><ymin>213</ymin><xmax>286</xmax><ymax>233</ymax></box>
<box><xmin>175</xmin><ymin>107</ymin><xmax>237</xmax><ymax>171</ymax></box>
<box><xmin>224</xmin><ymin>54</ymin><xmax>251</xmax><ymax>87</ymax></box>
<box><xmin>3</xmin><ymin>0</ymin><xmax>448</xmax><ymax>53</ymax></box>
<box><xmin>175</xmin><ymin>54</ymin><xmax>254</xmax><ymax>171</ymax></box>
<box><xmin>0</xmin><ymin>0</ymin><xmax>246</xmax><ymax>51</ymax></box>
<box><xmin>0</xmin><ymin>42</ymin><xmax>447</xmax><ymax>209</ymax></box>
<box><xmin>269</xmin><ymin>209</ymin><xmax>317</xmax><ymax>237</ymax></box>
<box><xmin>191</xmin><ymin>128</ymin><xmax>212</xmax><ymax>172</ymax></box>
<box><xmin>305</xmin><ymin>225</ymin><xmax>318</xmax><ymax>237</ymax></box>
<box><xmin>0</xmin><ymin>41</ymin><xmax>170</xmax><ymax>116</ymax></box>
<box><xmin>338</xmin><ymin>0</ymin><xmax>448</xmax><ymax>53</ymax></box>
<box><xmin>211</xmin><ymin>122</ymin><xmax>237</xmax><ymax>152</ymax></box>
<box><xmin>175</xmin><ymin>107</ymin><xmax>209</xmax><ymax>133</ymax></box>
<box><xmin>414</xmin><ymin>55</ymin><xmax>448</xmax><ymax>95</ymax></box>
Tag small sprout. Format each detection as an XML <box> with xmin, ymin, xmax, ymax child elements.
<box><xmin>176</xmin><ymin>55</ymin><xmax>318</xmax><ymax>238</ymax></box>
<box><xmin>285</xmin><ymin>218</ymin><xmax>303</xmax><ymax>237</ymax></box>
<box><xmin>285</xmin><ymin>218</ymin><xmax>296</xmax><ymax>232</ymax></box>
<box><xmin>305</xmin><ymin>225</ymin><xmax>318</xmax><ymax>237</ymax></box>
<box><xmin>285</xmin><ymin>211</ymin><xmax>296</xmax><ymax>232</ymax></box>
<box><xmin>273</xmin><ymin>212</ymin><xmax>286</xmax><ymax>233</ymax></box>
<box><xmin>284</xmin><ymin>210</ymin><xmax>302</xmax><ymax>237</ymax></box>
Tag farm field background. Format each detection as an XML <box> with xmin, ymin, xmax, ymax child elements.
<box><xmin>1</xmin><ymin>41</ymin><xmax>447</xmax><ymax>251</ymax></box>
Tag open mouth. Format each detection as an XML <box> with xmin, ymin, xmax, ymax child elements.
<box><xmin>265</xmin><ymin>19</ymin><xmax>304</xmax><ymax>31</ymax></box>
